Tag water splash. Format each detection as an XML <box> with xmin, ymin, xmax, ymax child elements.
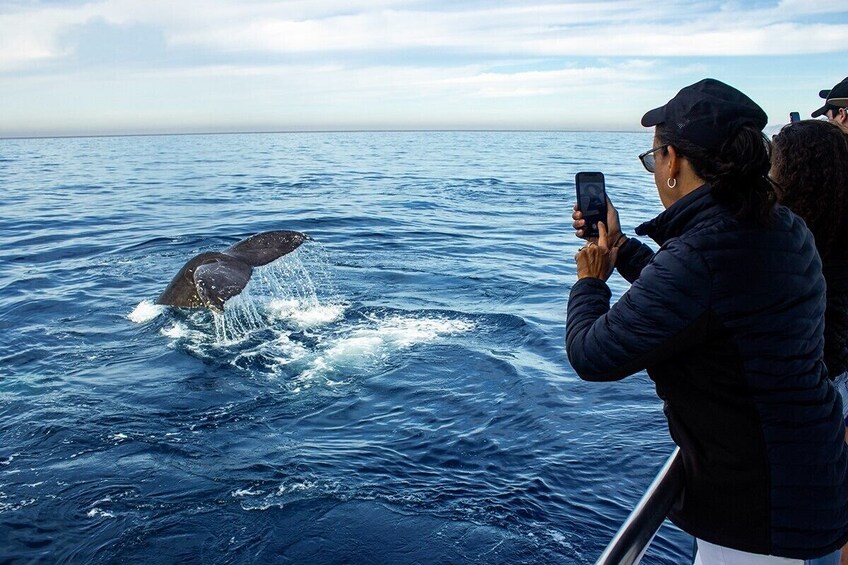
<box><xmin>152</xmin><ymin>242</ymin><xmax>476</xmax><ymax>386</ymax></box>
<box><xmin>288</xmin><ymin>313</ymin><xmax>475</xmax><ymax>392</ymax></box>
<box><xmin>127</xmin><ymin>299</ymin><xmax>166</xmax><ymax>323</ymax></box>
<box><xmin>212</xmin><ymin>242</ymin><xmax>343</xmax><ymax>343</ymax></box>
<box><xmin>268</xmin><ymin>299</ymin><xmax>344</xmax><ymax>329</ymax></box>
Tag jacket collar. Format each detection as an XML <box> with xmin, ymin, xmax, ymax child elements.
<box><xmin>635</xmin><ymin>183</ymin><xmax>719</xmax><ymax>245</ymax></box>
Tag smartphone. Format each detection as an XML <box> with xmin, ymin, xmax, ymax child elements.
<box><xmin>575</xmin><ymin>172</ymin><xmax>608</xmax><ymax>239</ymax></box>
<box><xmin>789</xmin><ymin>111</ymin><xmax>800</xmax><ymax>123</ymax></box>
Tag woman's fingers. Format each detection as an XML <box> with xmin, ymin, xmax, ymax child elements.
<box><xmin>597</xmin><ymin>222</ymin><xmax>609</xmax><ymax>251</ymax></box>
<box><xmin>573</xmin><ymin>204</ymin><xmax>586</xmax><ymax>237</ymax></box>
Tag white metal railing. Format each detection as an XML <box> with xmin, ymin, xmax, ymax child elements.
<box><xmin>595</xmin><ymin>447</ymin><xmax>684</xmax><ymax>565</ymax></box>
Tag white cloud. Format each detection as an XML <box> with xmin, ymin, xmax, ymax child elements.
<box><xmin>0</xmin><ymin>1</ymin><xmax>846</xmax><ymax>134</ymax></box>
<box><xmin>0</xmin><ymin>56</ymin><xmax>660</xmax><ymax>135</ymax></box>
<box><xmin>773</xmin><ymin>0</ymin><xmax>847</xmax><ymax>16</ymax></box>
<box><xmin>135</xmin><ymin>2</ymin><xmax>848</xmax><ymax>57</ymax></box>
<box><xmin>1</xmin><ymin>0</ymin><xmax>847</xmax><ymax>71</ymax></box>
<box><xmin>0</xmin><ymin>7</ymin><xmax>74</xmax><ymax>70</ymax></box>
<box><xmin>436</xmin><ymin>60</ymin><xmax>658</xmax><ymax>99</ymax></box>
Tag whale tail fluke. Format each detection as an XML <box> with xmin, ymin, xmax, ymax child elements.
<box><xmin>224</xmin><ymin>230</ymin><xmax>310</xmax><ymax>267</ymax></box>
<box><xmin>156</xmin><ymin>230</ymin><xmax>309</xmax><ymax>312</ymax></box>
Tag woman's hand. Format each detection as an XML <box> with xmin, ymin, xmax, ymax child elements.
<box><xmin>572</xmin><ymin>196</ymin><xmax>624</xmax><ymax>246</ymax></box>
<box><xmin>576</xmin><ymin>222</ymin><xmax>618</xmax><ymax>281</ymax></box>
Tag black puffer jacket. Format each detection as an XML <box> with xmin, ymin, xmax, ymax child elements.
<box><xmin>566</xmin><ymin>185</ymin><xmax>848</xmax><ymax>558</ymax></box>
<box><xmin>823</xmin><ymin>255</ymin><xmax>848</xmax><ymax>379</ymax></box>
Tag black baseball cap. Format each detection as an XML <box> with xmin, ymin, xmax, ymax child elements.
<box><xmin>641</xmin><ymin>78</ymin><xmax>768</xmax><ymax>151</ymax></box>
<box><xmin>812</xmin><ymin>77</ymin><xmax>848</xmax><ymax>117</ymax></box>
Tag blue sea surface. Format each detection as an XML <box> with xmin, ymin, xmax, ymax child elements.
<box><xmin>0</xmin><ymin>131</ymin><xmax>690</xmax><ymax>563</ymax></box>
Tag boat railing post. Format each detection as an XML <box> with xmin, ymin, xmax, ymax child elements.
<box><xmin>595</xmin><ymin>447</ymin><xmax>684</xmax><ymax>565</ymax></box>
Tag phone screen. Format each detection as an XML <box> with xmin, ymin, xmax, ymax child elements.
<box><xmin>790</xmin><ymin>111</ymin><xmax>800</xmax><ymax>123</ymax></box>
<box><xmin>575</xmin><ymin>172</ymin><xmax>607</xmax><ymax>238</ymax></box>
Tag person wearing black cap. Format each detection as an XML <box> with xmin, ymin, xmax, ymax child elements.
<box><xmin>812</xmin><ymin>77</ymin><xmax>848</xmax><ymax>133</ymax></box>
<box><xmin>567</xmin><ymin>78</ymin><xmax>848</xmax><ymax>563</ymax></box>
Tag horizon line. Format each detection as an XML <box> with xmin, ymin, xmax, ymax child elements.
<box><xmin>0</xmin><ymin>127</ymin><xmax>649</xmax><ymax>142</ymax></box>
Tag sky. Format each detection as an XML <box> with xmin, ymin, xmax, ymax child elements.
<box><xmin>2</xmin><ymin>0</ymin><xmax>848</xmax><ymax>137</ymax></box>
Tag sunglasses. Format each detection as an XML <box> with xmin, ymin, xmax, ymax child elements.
<box><xmin>638</xmin><ymin>145</ymin><xmax>668</xmax><ymax>173</ymax></box>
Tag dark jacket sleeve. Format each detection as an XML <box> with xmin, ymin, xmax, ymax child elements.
<box><xmin>566</xmin><ymin>239</ymin><xmax>712</xmax><ymax>381</ymax></box>
<box><xmin>615</xmin><ymin>237</ymin><xmax>655</xmax><ymax>283</ymax></box>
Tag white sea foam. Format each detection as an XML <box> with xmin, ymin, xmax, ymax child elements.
<box><xmin>0</xmin><ymin>497</ymin><xmax>35</xmax><ymax>512</ymax></box>
<box><xmin>161</xmin><ymin>323</ymin><xmax>188</xmax><ymax>339</ymax></box>
<box><xmin>231</xmin><ymin>488</ymin><xmax>264</xmax><ymax>497</ymax></box>
<box><xmin>267</xmin><ymin>298</ymin><xmax>344</xmax><ymax>328</ymax></box>
<box><xmin>324</xmin><ymin>335</ymin><xmax>385</xmax><ymax>361</ymax></box>
<box><xmin>366</xmin><ymin>315</ymin><xmax>475</xmax><ymax>347</ymax></box>
<box><xmin>326</xmin><ymin>314</ymin><xmax>475</xmax><ymax>358</ymax></box>
<box><xmin>275</xmin><ymin>480</ymin><xmax>316</xmax><ymax>496</ymax></box>
<box><xmin>290</xmin><ymin>313</ymin><xmax>475</xmax><ymax>387</ymax></box>
<box><xmin>127</xmin><ymin>300</ymin><xmax>165</xmax><ymax>323</ymax></box>
<box><xmin>236</xmin><ymin>479</ymin><xmax>330</xmax><ymax>511</ymax></box>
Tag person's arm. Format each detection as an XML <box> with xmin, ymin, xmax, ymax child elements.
<box><xmin>566</xmin><ymin>239</ymin><xmax>712</xmax><ymax>381</ymax></box>
<box><xmin>614</xmin><ymin>237</ymin><xmax>655</xmax><ymax>283</ymax></box>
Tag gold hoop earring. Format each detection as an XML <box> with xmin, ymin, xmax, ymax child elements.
<box><xmin>667</xmin><ymin>178</ymin><xmax>677</xmax><ymax>189</ymax></box>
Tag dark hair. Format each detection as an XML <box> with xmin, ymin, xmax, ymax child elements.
<box><xmin>655</xmin><ymin>123</ymin><xmax>775</xmax><ymax>225</ymax></box>
<box><xmin>771</xmin><ymin>119</ymin><xmax>848</xmax><ymax>259</ymax></box>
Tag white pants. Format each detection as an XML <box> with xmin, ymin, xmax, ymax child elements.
<box><xmin>694</xmin><ymin>539</ymin><xmax>801</xmax><ymax>565</ymax></box>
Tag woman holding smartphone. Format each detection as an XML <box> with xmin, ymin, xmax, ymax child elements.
<box><xmin>567</xmin><ymin>79</ymin><xmax>848</xmax><ymax>564</ymax></box>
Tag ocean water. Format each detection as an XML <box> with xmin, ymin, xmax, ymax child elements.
<box><xmin>0</xmin><ymin>131</ymin><xmax>690</xmax><ymax>564</ymax></box>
